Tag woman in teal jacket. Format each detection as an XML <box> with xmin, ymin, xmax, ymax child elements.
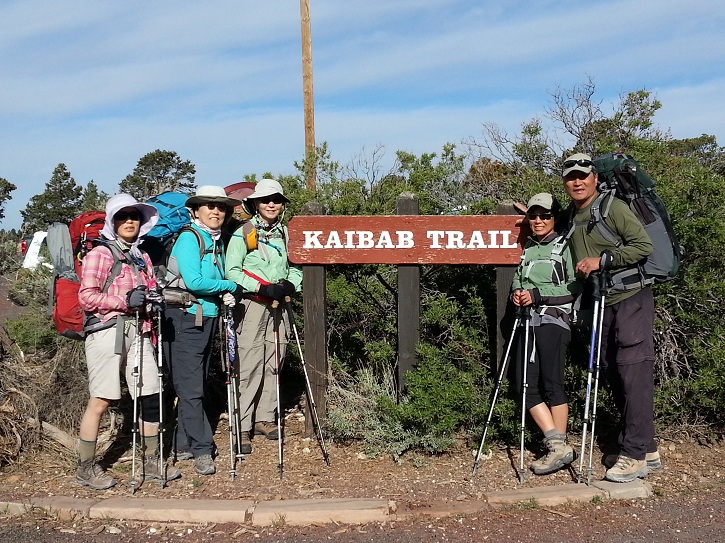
<box><xmin>511</xmin><ymin>193</ymin><xmax>580</xmax><ymax>476</ymax></box>
<box><xmin>163</xmin><ymin>186</ymin><xmax>241</xmax><ymax>476</ymax></box>
<box><xmin>225</xmin><ymin>178</ymin><xmax>302</xmax><ymax>455</ymax></box>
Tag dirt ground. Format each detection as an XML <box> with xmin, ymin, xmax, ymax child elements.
<box><xmin>0</xmin><ymin>408</ymin><xmax>723</xmax><ymax>507</ymax></box>
<box><xmin>1</xmin><ymin>273</ymin><xmax>724</xmax><ymax>541</ymax></box>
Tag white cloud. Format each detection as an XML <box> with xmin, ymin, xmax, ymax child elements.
<box><xmin>2</xmin><ymin>0</ymin><xmax>724</xmax><ymax>230</ymax></box>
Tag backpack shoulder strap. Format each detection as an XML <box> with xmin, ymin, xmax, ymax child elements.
<box><xmin>178</xmin><ymin>225</ymin><xmax>207</xmax><ymax>260</ymax></box>
<box><xmin>99</xmin><ymin>242</ymin><xmax>133</xmax><ymax>293</ymax></box>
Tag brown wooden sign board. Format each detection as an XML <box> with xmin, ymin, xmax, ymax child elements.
<box><xmin>287</xmin><ymin>215</ymin><xmax>525</xmax><ymax>265</ymax></box>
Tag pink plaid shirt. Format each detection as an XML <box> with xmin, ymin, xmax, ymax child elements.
<box><xmin>78</xmin><ymin>244</ymin><xmax>157</xmax><ymax>332</ymax></box>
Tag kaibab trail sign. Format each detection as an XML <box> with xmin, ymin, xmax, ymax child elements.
<box><xmin>287</xmin><ymin>215</ymin><xmax>524</xmax><ymax>265</ymax></box>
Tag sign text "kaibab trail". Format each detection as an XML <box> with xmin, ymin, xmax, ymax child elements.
<box><xmin>287</xmin><ymin>215</ymin><xmax>524</xmax><ymax>265</ymax></box>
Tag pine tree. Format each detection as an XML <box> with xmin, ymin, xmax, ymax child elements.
<box><xmin>80</xmin><ymin>180</ymin><xmax>108</xmax><ymax>211</ymax></box>
<box><xmin>20</xmin><ymin>164</ymin><xmax>83</xmax><ymax>232</ymax></box>
<box><xmin>119</xmin><ymin>150</ymin><xmax>196</xmax><ymax>200</ymax></box>
<box><xmin>0</xmin><ymin>178</ymin><xmax>17</xmax><ymax>223</ymax></box>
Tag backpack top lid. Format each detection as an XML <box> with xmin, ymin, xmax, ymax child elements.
<box><xmin>143</xmin><ymin>191</ymin><xmax>191</xmax><ymax>241</ymax></box>
<box><xmin>66</xmin><ymin>210</ymin><xmax>107</xmax><ymax>279</ymax></box>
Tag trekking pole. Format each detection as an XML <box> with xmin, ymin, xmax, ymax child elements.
<box><xmin>156</xmin><ymin>311</ymin><xmax>166</xmax><ymax>488</ymax></box>
<box><xmin>472</xmin><ymin>307</ymin><xmax>523</xmax><ymax>474</ymax></box>
<box><xmin>284</xmin><ymin>296</ymin><xmax>331</xmax><ymax>466</ymax></box>
<box><xmin>518</xmin><ymin>306</ymin><xmax>532</xmax><ymax>484</ymax></box>
<box><xmin>577</xmin><ymin>252</ymin><xmax>612</xmax><ymax>484</ymax></box>
<box><xmin>272</xmin><ymin>300</ymin><xmax>284</xmax><ymax>479</ymax></box>
<box><xmin>130</xmin><ymin>310</ymin><xmax>142</xmax><ymax>494</ymax></box>
<box><xmin>583</xmin><ymin>253</ymin><xmax>612</xmax><ymax>484</ymax></box>
<box><xmin>221</xmin><ymin>306</ymin><xmax>244</xmax><ymax>480</ymax></box>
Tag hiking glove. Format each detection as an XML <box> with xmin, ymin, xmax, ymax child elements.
<box><xmin>146</xmin><ymin>287</ymin><xmax>166</xmax><ymax>313</ymax></box>
<box><xmin>222</xmin><ymin>292</ymin><xmax>236</xmax><ymax>307</ymax></box>
<box><xmin>258</xmin><ymin>283</ymin><xmax>285</xmax><ymax>302</ymax></box>
<box><xmin>126</xmin><ymin>286</ymin><xmax>147</xmax><ymax>311</ymax></box>
<box><xmin>278</xmin><ymin>279</ymin><xmax>296</xmax><ymax>297</ymax></box>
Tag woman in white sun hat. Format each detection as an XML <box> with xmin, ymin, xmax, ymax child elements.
<box><xmin>77</xmin><ymin>193</ymin><xmax>181</xmax><ymax>489</ymax></box>
<box><xmin>163</xmin><ymin>185</ymin><xmax>242</xmax><ymax>476</ymax></box>
<box><xmin>225</xmin><ymin>178</ymin><xmax>302</xmax><ymax>455</ymax></box>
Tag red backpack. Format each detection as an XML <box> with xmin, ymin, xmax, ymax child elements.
<box><xmin>47</xmin><ymin>211</ymin><xmax>125</xmax><ymax>340</ymax></box>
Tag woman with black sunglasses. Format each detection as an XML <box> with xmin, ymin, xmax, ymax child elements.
<box><xmin>76</xmin><ymin>194</ymin><xmax>182</xmax><ymax>489</ymax></box>
<box><xmin>510</xmin><ymin>192</ymin><xmax>581</xmax><ymax>476</ymax></box>
<box><xmin>225</xmin><ymin>178</ymin><xmax>302</xmax><ymax>455</ymax></box>
<box><xmin>163</xmin><ymin>185</ymin><xmax>242</xmax><ymax>476</ymax></box>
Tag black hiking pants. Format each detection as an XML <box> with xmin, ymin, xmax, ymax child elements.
<box><xmin>600</xmin><ymin>287</ymin><xmax>657</xmax><ymax>460</ymax></box>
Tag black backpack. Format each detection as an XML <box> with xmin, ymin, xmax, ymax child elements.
<box><xmin>568</xmin><ymin>152</ymin><xmax>683</xmax><ymax>290</ymax></box>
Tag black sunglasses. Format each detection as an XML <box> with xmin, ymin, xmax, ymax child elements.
<box><xmin>114</xmin><ymin>210</ymin><xmax>141</xmax><ymax>221</ymax></box>
<box><xmin>527</xmin><ymin>212</ymin><xmax>553</xmax><ymax>221</ymax></box>
<box><xmin>563</xmin><ymin>159</ymin><xmax>594</xmax><ymax>168</ymax></box>
<box><xmin>258</xmin><ymin>196</ymin><xmax>286</xmax><ymax>205</ymax></box>
<box><xmin>202</xmin><ymin>202</ymin><xmax>228</xmax><ymax>211</ymax></box>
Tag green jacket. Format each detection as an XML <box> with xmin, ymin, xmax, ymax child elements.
<box><xmin>511</xmin><ymin>233</ymin><xmax>580</xmax><ymax>326</ymax></box>
<box><xmin>225</xmin><ymin>217</ymin><xmax>303</xmax><ymax>295</ymax></box>
<box><xmin>567</xmin><ymin>196</ymin><xmax>653</xmax><ymax>306</ymax></box>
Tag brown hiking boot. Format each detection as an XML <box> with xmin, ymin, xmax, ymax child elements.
<box><xmin>605</xmin><ymin>454</ymin><xmax>648</xmax><ymax>483</ymax></box>
<box><xmin>142</xmin><ymin>456</ymin><xmax>182</xmax><ymax>482</ymax></box>
<box><xmin>529</xmin><ymin>436</ymin><xmax>574</xmax><ymax>475</ymax></box>
<box><xmin>240</xmin><ymin>431</ymin><xmax>252</xmax><ymax>454</ymax></box>
<box><xmin>76</xmin><ymin>459</ymin><xmax>116</xmax><ymax>490</ymax></box>
<box><xmin>254</xmin><ymin>421</ymin><xmax>280</xmax><ymax>440</ymax></box>
<box><xmin>604</xmin><ymin>451</ymin><xmax>662</xmax><ymax>470</ymax></box>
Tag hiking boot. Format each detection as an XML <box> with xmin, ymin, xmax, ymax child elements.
<box><xmin>143</xmin><ymin>456</ymin><xmax>182</xmax><ymax>482</ymax></box>
<box><xmin>254</xmin><ymin>421</ymin><xmax>280</xmax><ymax>440</ymax></box>
<box><xmin>193</xmin><ymin>454</ymin><xmax>216</xmax><ymax>475</ymax></box>
<box><xmin>529</xmin><ymin>436</ymin><xmax>575</xmax><ymax>475</ymax></box>
<box><xmin>604</xmin><ymin>454</ymin><xmax>648</xmax><ymax>483</ymax></box>
<box><xmin>171</xmin><ymin>449</ymin><xmax>194</xmax><ymax>462</ymax></box>
<box><xmin>76</xmin><ymin>459</ymin><xmax>116</xmax><ymax>490</ymax></box>
<box><xmin>240</xmin><ymin>431</ymin><xmax>252</xmax><ymax>455</ymax></box>
<box><xmin>604</xmin><ymin>450</ymin><xmax>662</xmax><ymax>470</ymax></box>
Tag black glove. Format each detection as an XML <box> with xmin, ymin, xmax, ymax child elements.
<box><xmin>233</xmin><ymin>283</ymin><xmax>245</xmax><ymax>302</ymax></box>
<box><xmin>278</xmin><ymin>279</ymin><xmax>296</xmax><ymax>297</ymax></box>
<box><xmin>126</xmin><ymin>286</ymin><xmax>148</xmax><ymax>311</ymax></box>
<box><xmin>145</xmin><ymin>286</ymin><xmax>166</xmax><ymax>313</ymax></box>
<box><xmin>258</xmin><ymin>283</ymin><xmax>285</xmax><ymax>302</ymax></box>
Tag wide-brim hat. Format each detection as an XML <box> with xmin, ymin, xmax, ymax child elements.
<box><xmin>245</xmin><ymin>178</ymin><xmax>290</xmax><ymax>203</ymax></box>
<box><xmin>186</xmin><ymin>185</ymin><xmax>242</xmax><ymax>208</ymax></box>
<box><xmin>101</xmin><ymin>193</ymin><xmax>159</xmax><ymax>240</ymax></box>
<box><xmin>562</xmin><ymin>152</ymin><xmax>595</xmax><ymax>178</ymax></box>
<box><xmin>526</xmin><ymin>193</ymin><xmax>555</xmax><ymax>211</ymax></box>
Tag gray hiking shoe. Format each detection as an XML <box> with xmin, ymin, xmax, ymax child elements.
<box><xmin>530</xmin><ymin>436</ymin><xmax>575</xmax><ymax>475</ymax></box>
<box><xmin>171</xmin><ymin>449</ymin><xmax>194</xmax><ymax>462</ymax></box>
<box><xmin>254</xmin><ymin>421</ymin><xmax>280</xmax><ymax>440</ymax></box>
<box><xmin>240</xmin><ymin>431</ymin><xmax>252</xmax><ymax>455</ymax></box>
<box><xmin>605</xmin><ymin>454</ymin><xmax>648</xmax><ymax>483</ymax></box>
<box><xmin>604</xmin><ymin>451</ymin><xmax>662</xmax><ymax>470</ymax></box>
<box><xmin>76</xmin><ymin>459</ymin><xmax>116</xmax><ymax>490</ymax></box>
<box><xmin>193</xmin><ymin>454</ymin><xmax>216</xmax><ymax>475</ymax></box>
<box><xmin>143</xmin><ymin>456</ymin><xmax>182</xmax><ymax>482</ymax></box>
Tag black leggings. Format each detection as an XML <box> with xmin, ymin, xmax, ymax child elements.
<box><xmin>512</xmin><ymin>322</ymin><xmax>570</xmax><ymax>410</ymax></box>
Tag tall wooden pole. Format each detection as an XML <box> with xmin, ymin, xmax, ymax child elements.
<box><xmin>300</xmin><ymin>0</ymin><xmax>316</xmax><ymax>191</ymax></box>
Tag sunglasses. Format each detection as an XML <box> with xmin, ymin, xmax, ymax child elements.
<box><xmin>202</xmin><ymin>202</ymin><xmax>228</xmax><ymax>211</ymax></box>
<box><xmin>114</xmin><ymin>211</ymin><xmax>141</xmax><ymax>221</ymax></box>
<box><xmin>563</xmin><ymin>159</ymin><xmax>594</xmax><ymax>169</ymax></box>
<box><xmin>527</xmin><ymin>212</ymin><xmax>553</xmax><ymax>221</ymax></box>
<box><xmin>258</xmin><ymin>196</ymin><xmax>286</xmax><ymax>205</ymax></box>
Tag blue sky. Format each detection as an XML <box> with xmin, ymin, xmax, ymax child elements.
<box><xmin>1</xmin><ymin>0</ymin><xmax>724</xmax><ymax>231</ymax></box>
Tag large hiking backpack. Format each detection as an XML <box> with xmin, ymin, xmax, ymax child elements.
<box><xmin>574</xmin><ymin>152</ymin><xmax>682</xmax><ymax>290</ymax></box>
<box><xmin>47</xmin><ymin>211</ymin><xmax>125</xmax><ymax>340</ymax></box>
<box><xmin>139</xmin><ymin>191</ymin><xmax>192</xmax><ymax>269</ymax></box>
